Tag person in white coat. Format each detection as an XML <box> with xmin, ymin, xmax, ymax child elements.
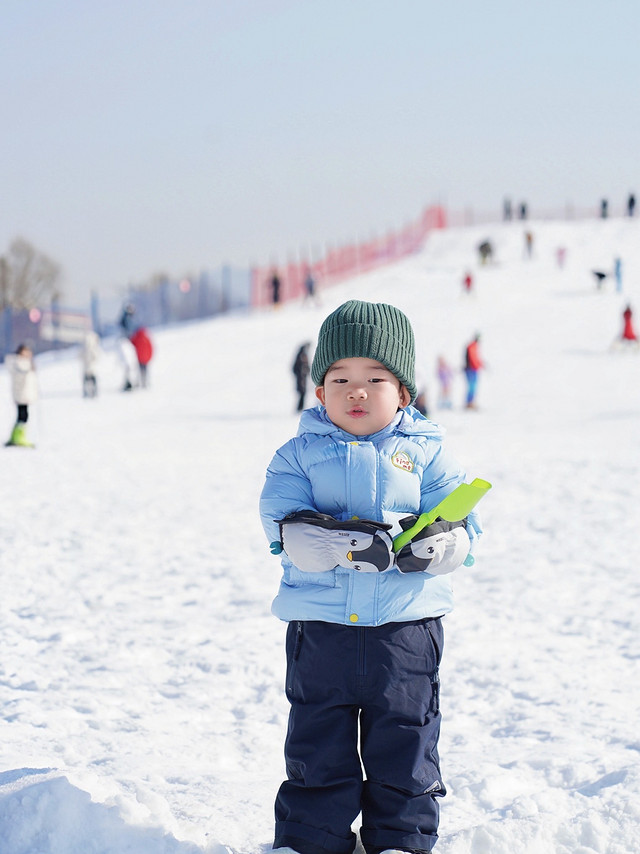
<box><xmin>5</xmin><ymin>343</ymin><xmax>38</xmax><ymax>447</ymax></box>
<box><xmin>80</xmin><ymin>330</ymin><xmax>101</xmax><ymax>397</ymax></box>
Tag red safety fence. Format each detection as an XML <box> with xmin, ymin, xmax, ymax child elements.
<box><xmin>251</xmin><ymin>204</ymin><xmax>446</xmax><ymax>308</ymax></box>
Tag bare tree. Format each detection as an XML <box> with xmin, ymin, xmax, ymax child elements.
<box><xmin>0</xmin><ymin>237</ymin><xmax>62</xmax><ymax>310</ymax></box>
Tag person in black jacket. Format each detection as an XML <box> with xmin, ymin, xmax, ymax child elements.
<box><xmin>627</xmin><ymin>193</ymin><xmax>636</xmax><ymax>217</ymax></box>
<box><xmin>292</xmin><ymin>343</ymin><xmax>311</xmax><ymax>411</ymax></box>
<box><xmin>270</xmin><ymin>270</ymin><xmax>282</xmax><ymax>307</ymax></box>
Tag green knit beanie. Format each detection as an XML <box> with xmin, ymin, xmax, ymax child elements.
<box><xmin>311</xmin><ymin>300</ymin><xmax>417</xmax><ymax>401</ymax></box>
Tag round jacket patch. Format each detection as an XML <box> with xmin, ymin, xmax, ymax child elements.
<box><xmin>391</xmin><ymin>450</ymin><xmax>414</xmax><ymax>472</ymax></box>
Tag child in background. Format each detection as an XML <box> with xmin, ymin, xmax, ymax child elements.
<box><xmin>5</xmin><ymin>343</ymin><xmax>38</xmax><ymax>447</ymax></box>
<box><xmin>129</xmin><ymin>327</ymin><xmax>153</xmax><ymax>388</ymax></box>
<box><xmin>463</xmin><ymin>334</ymin><xmax>484</xmax><ymax>409</ymax></box>
<box><xmin>616</xmin><ymin>304</ymin><xmax>639</xmax><ymax>350</ymax></box>
<box><xmin>260</xmin><ymin>300</ymin><xmax>483</xmax><ymax>854</ymax></box>
<box><xmin>81</xmin><ymin>330</ymin><xmax>101</xmax><ymax>398</ymax></box>
<box><xmin>436</xmin><ymin>356</ymin><xmax>453</xmax><ymax>409</ymax></box>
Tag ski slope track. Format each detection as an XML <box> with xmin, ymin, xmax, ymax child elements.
<box><xmin>1</xmin><ymin>218</ymin><xmax>638</xmax><ymax>854</ymax></box>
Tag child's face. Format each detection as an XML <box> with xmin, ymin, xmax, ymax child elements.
<box><xmin>315</xmin><ymin>357</ymin><xmax>411</xmax><ymax>435</ymax></box>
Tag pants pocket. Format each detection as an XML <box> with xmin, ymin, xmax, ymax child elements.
<box><xmin>425</xmin><ymin>617</ymin><xmax>444</xmax><ymax>666</ymax></box>
<box><xmin>430</xmin><ymin>667</ymin><xmax>440</xmax><ymax>715</ymax></box>
<box><xmin>285</xmin><ymin>621</ymin><xmax>304</xmax><ymax>698</ymax></box>
<box><xmin>424</xmin><ymin>618</ymin><xmax>444</xmax><ymax>716</ymax></box>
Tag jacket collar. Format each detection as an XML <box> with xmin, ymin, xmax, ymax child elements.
<box><xmin>297</xmin><ymin>404</ymin><xmax>444</xmax><ymax>441</ymax></box>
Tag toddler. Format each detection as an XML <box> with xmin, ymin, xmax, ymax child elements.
<box><xmin>260</xmin><ymin>300</ymin><xmax>483</xmax><ymax>854</ymax></box>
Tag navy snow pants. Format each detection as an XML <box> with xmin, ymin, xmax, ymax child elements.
<box><xmin>274</xmin><ymin>618</ymin><xmax>446</xmax><ymax>854</ymax></box>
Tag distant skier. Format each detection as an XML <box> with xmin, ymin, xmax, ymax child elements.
<box><xmin>592</xmin><ymin>270</ymin><xmax>607</xmax><ymax>290</ymax></box>
<box><xmin>130</xmin><ymin>327</ymin><xmax>154</xmax><ymax>388</ymax></box>
<box><xmin>436</xmin><ymin>355</ymin><xmax>454</xmax><ymax>409</ymax></box>
<box><xmin>614</xmin><ymin>304</ymin><xmax>639</xmax><ymax>350</ymax></box>
<box><xmin>119</xmin><ymin>303</ymin><xmax>136</xmax><ymax>335</ymax></box>
<box><xmin>614</xmin><ymin>258</ymin><xmax>622</xmax><ymax>292</ymax></box>
<box><xmin>5</xmin><ymin>344</ymin><xmax>37</xmax><ymax>447</ymax></box>
<box><xmin>81</xmin><ymin>330</ymin><xmax>101</xmax><ymax>398</ymax></box>
<box><xmin>478</xmin><ymin>240</ymin><xmax>493</xmax><ymax>265</ymax></box>
<box><xmin>462</xmin><ymin>271</ymin><xmax>473</xmax><ymax>293</ymax></box>
<box><xmin>627</xmin><ymin>193</ymin><xmax>636</xmax><ymax>217</ymax></box>
<box><xmin>118</xmin><ymin>303</ymin><xmax>137</xmax><ymax>390</ymax></box>
<box><xmin>292</xmin><ymin>342</ymin><xmax>311</xmax><ymax>411</ymax></box>
<box><xmin>270</xmin><ymin>270</ymin><xmax>282</xmax><ymax>308</ymax></box>
<box><xmin>303</xmin><ymin>268</ymin><xmax>319</xmax><ymax>306</ymax></box>
<box><xmin>524</xmin><ymin>231</ymin><xmax>534</xmax><ymax>259</ymax></box>
<box><xmin>600</xmin><ymin>198</ymin><xmax>608</xmax><ymax>219</ymax></box>
<box><xmin>464</xmin><ymin>334</ymin><xmax>484</xmax><ymax>409</ymax></box>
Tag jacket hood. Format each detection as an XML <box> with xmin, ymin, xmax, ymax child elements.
<box><xmin>296</xmin><ymin>404</ymin><xmax>445</xmax><ymax>442</ymax></box>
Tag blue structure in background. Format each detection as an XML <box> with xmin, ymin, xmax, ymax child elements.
<box><xmin>1</xmin><ymin>264</ymin><xmax>252</xmax><ymax>362</ymax></box>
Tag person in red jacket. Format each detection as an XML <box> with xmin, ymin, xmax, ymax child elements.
<box><xmin>621</xmin><ymin>305</ymin><xmax>638</xmax><ymax>343</ymax></box>
<box><xmin>129</xmin><ymin>327</ymin><xmax>153</xmax><ymax>388</ymax></box>
<box><xmin>464</xmin><ymin>334</ymin><xmax>484</xmax><ymax>409</ymax></box>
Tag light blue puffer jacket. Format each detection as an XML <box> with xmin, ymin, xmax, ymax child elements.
<box><xmin>260</xmin><ymin>405</ymin><xmax>482</xmax><ymax>626</ymax></box>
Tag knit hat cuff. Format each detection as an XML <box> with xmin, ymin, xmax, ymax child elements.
<box><xmin>310</xmin><ymin>300</ymin><xmax>417</xmax><ymax>401</ymax></box>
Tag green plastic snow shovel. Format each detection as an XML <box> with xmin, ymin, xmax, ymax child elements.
<box><xmin>392</xmin><ymin>477</ymin><xmax>492</xmax><ymax>552</ymax></box>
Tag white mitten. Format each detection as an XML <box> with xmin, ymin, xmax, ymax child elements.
<box><xmin>395</xmin><ymin>517</ymin><xmax>471</xmax><ymax>575</ymax></box>
<box><xmin>276</xmin><ymin>511</ymin><xmax>395</xmax><ymax>573</ymax></box>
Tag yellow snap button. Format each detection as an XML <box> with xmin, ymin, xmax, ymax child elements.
<box><xmin>349</xmin><ymin>614</ymin><xmax>359</xmax><ymax>623</ymax></box>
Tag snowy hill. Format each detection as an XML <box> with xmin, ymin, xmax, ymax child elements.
<box><xmin>1</xmin><ymin>217</ymin><xmax>639</xmax><ymax>854</ymax></box>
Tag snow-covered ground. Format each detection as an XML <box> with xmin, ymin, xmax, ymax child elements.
<box><xmin>1</xmin><ymin>217</ymin><xmax>639</xmax><ymax>854</ymax></box>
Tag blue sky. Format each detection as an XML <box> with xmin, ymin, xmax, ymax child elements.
<box><xmin>1</xmin><ymin>0</ymin><xmax>638</xmax><ymax>303</ymax></box>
